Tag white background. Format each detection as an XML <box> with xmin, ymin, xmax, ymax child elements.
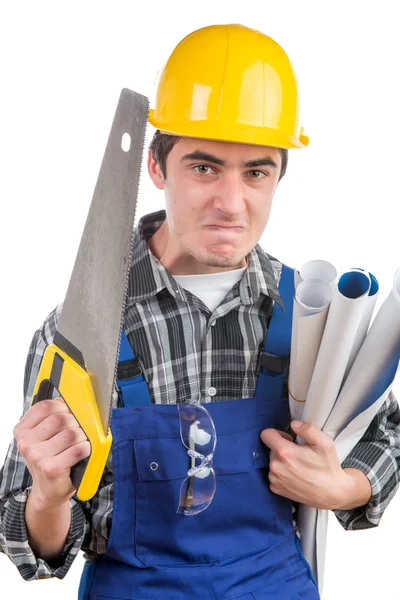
<box><xmin>1</xmin><ymin>1</ymin><xmax>400</xmax><ymax>598</ymax></box>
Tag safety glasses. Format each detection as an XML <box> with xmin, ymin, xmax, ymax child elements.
<box><xmin>176</xmin><ymin>400</ymin><xmax>217</xmax><ymax>516</ymax></box>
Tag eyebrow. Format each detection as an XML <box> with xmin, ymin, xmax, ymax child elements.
<box><xmin>242</xmin><ymin>157</ymin><xmax>279</xmax><ymax>169</ymax></box>
<box><xmin>180</xmin><ymin>150</ymin><xmax>279</xmax><ymax>169</ymax></box>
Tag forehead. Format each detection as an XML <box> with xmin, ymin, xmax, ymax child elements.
<box><xmin>170</xmin><ymin>136</ymin><xmax>282</xmax><ymax>165</ymax></box>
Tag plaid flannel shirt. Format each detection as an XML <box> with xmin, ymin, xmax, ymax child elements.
<box><xmin>1</xmin><ymin>210</ymin><xmax>399</xmax><ymax>580</ymax></box>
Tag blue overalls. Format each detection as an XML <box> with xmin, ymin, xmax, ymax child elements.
<box><xmin>78</xmin><ymin>264</ymin><xmax>320</xmax><ymax>600</ymax></box>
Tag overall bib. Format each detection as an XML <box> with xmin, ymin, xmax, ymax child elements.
<box><xmin>79</xmin><ymin>264</ymin><xmax>320</xmax><ymax>600</ymax></box>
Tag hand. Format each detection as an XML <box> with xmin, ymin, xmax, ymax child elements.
<box><xmin>13</xmin><ymin>397</ymin><xmax>90</xmax><ymax>510</ymax></box>
<box><xmin>261</xmin><ymin>420</ymin><xmax>371</xmax><ymax>510</ymax></box>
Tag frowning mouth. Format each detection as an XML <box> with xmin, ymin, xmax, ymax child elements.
<box><xmin>204</xmin><ymin>225</ymin><xmax>245</xmax><ymax>232</ymax></box>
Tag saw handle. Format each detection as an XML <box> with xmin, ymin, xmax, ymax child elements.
<box><xmin>31</xmin><ymin>343</ymin><xmax>112</xmax><ymax>501</ymax></box>
<box><xmin>33</xmin><ymin>379</ymin><xmax>90</xmax><ymax>493</ymax></box>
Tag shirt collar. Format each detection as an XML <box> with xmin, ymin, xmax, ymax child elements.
<box><xmin>127</xmin><ymin>210</ymin><xmax>284</xmax><ymax>310</ymax></box>
<box><xmin>240</xmin><ymin>246</ymin><xmax>284</xmax><ymax>310</ymax></box>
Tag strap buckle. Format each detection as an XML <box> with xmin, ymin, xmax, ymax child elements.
<box><xmin>258</xmin><ymin>351</ymin><xmax>288</xmax><ymax>375</ymax></box>
<box><xmin>117</xmin><ymin>357</ymin><xmax>144</xmax><ymax>381</ymax></box>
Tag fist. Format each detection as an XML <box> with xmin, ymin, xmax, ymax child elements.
<box><xmin>13</xmin><ymin>397</ymin><xmax>90</xmax><ymax>509</ymax></box>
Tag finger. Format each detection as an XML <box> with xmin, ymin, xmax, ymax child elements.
<box><xmin>40</xmin><ymin>441</ymin><xmax>91</xmax><ymax>480</ymax></box>
<box><xmin>14</xmin><ymin>398</ymin><xmax>71</xmax><ymax>440</ymax></box>
<box><xmin>269</xmin><ymin>481</ymin><xmax>283</xmax><ymax>497</ymax></box>
<box><xmin>268</xmin><ymin>471</ymin><xmax>280</xmax><ymax>486</ymax></box>
<box><xmin>17</xmin><ymin>414</ymin><xmax>83</xmax><ymax>458</ymax></box>
<box><xmin>279</xmin><ymin>431</ymin><xmax>294</xmax><ymax>442</ymax></box>
<box><xmin>36</xmin><ymin>412</ymin><xmax>79</xmax><ymax>442</ymax></box>
<box><xmin>260</xmin><ymin>428</ymin><xmax>294</xmax><ymax>453</ymax></box>
<box><xmin>41</xmin><ymin>426</ymin><xmax>88</xmax><ymax>458</ymax></box>
<box><xmin>291</xmin><ymin>420</ymin><xmax>334</xmax><ymax>452</ymax></box>
<box><xmin>33</xmin><ymin>412</ymin><xmax>83</xmax><ymax>443</ymax></box>
<box><xmin>23</xmin><ymin>426</ymin><xmax>88</xmax><ymax>465</ymax></box>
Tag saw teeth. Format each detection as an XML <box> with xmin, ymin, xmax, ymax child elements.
<box><xmin>110</xmin><ymin>97</ymin><xmax>150</xmax><ymax>431</ymax></box>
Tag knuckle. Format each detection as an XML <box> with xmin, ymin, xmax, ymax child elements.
<box><xmin>268</xmin><ymin>471</ymin><xmax>277</xmax><ymax>484</ymax></box>
<box><xmin>269</xmin><ymin>458</ymin><xmax>278</xmax><ymax>474</ymax></box>
<box><xmin>276</xmin><ymin>447</ymin><xmax>290</xmax><ymax>462</ymax></box>
<box><xmin>29</xmin><ymin>447</ymin><xmax>43</xmax><ymax>466</ymax></box>
<box><xmin>322</xmin><ymin>436</ymin><xmax>334</xmax><ymax>452</ymax></box>
<box><xmin>42</xmin><ymin>461</ymin><xmax>57</xmax><ymax>478</ymax></box>
<box><xmin>71</xmin><ymin>445</ymin><xmax>84</xmax><ymax>462</ymax></box>
<box><xmin>17</xmin><ymin>438</ymin><xmax>27</xmax><ymax>455</ymax></box>
<box><xmin>69</xmin><ymin>443</ymin><xmax>81</xmax><ymax>461</ymax></box>
<box><xmin>37</xmin><ymin>400</ymin><xmax>54</xmax><ymax>417</ymax></box>
<box><xmin>270</xmin><ymin>483</ymin><xmax>279</xmax><ymax>495</ymax></box>
<box><xmin>59</xmin><ymin>427</ymin><xmax>76</xmax><ymax>444</ymax></box>
<box><xmin>46</xmin><ymin>412</ymin><xmax>64</xmax><ymax>429</ymax></box>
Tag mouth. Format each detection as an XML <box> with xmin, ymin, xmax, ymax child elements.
<box><xmin>205</xmin><ymin>225</ymin><xmax>245</xmax><ymax>233</ymax></box>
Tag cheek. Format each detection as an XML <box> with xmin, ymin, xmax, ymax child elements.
<box><xmin>167</xmin><ymin>180</ymin><xmax>206</xmax><ymax>220</ymax></box>
<box><xmin>165</xmin><ymin>187</ymin><xmax>200</xmax><ymax>236</ymax></box>
<box><xmin>250</xmin><ymin>196</ymin><xmax>273</xmax><ymax>229</ymax></box>
<box><xmin>263</xmin><ymin>201</ymin><xmax>273</xmax><ymax>222</ymax></box>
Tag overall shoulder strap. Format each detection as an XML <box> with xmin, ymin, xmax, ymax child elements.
<box><xmin>254</xmin><ymin>263</ymin><xmax>295</xmax><ymax>398</ymax></box>
<box><xmin>116</xmin><ymin>330</ymin><xmax>152</xmax><ymax>407</ymax></box>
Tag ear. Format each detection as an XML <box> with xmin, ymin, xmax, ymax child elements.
<box><xmin>147</xmin><ymin>150</ymin><xmax>165</xmax><ymax>190</ymax></box>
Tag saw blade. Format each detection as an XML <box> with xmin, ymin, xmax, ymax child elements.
<box><xmin>56</xmin><ymin>88</ymin><xmax>148</xmax><ymax>433</ymax></box>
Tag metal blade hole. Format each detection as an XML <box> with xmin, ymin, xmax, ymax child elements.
<box><xmin>121</xmin><ymin>133</ymin><xmax>131</xmax><ymax>152</ymax></box>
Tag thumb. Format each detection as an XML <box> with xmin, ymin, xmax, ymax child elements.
<box><xmin>291</xmin><ymin>420</ymin><xmax>324</xmax><ymax>447</ymax></box>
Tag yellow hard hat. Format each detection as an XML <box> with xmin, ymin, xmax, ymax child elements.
<box><xmin>148</xmin><ymin>24</ymin><xmax>309</xmax><ymax>149</ymax></box>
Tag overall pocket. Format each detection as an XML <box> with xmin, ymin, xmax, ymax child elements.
<box><xmin>132</xmin><ymin>425</ymin><xmax>290</xmax><ymax>567</ymax></box>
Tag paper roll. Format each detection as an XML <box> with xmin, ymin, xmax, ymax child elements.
<box><xmin>300</xmin><ymin>259</ymin><xmax>337</xmax><ymax>288</ymax></box>
<box><xmin>324</xmin><ymin>268</ymin><xmax>400</xmax><ymax>437</ymax></box>
<box><xmin>289</xmin><ymin>279</ymin><xmax>332</xmax><ymax>421</ymax></box>
<box><xmin>343</xmin><ymin>270</ymin><xmax>379</xmax><ymax>380</ymax></box>
<box><xmin>298</xmin><ymin>269</ymin><xmax>371</xmax><ymax>439</ymax></box>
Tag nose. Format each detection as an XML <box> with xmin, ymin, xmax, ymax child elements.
<box><xmin>212</xmin><ymin>172</ymin><xmax>246</xmax><ymax>217</ymax></box>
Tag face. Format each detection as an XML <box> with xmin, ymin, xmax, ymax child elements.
<box><xmin>147</xmin><ymin>137</ymin><xmax>282</xmax><ymax>274</ymax></box>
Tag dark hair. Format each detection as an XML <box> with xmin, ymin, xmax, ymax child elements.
<box><xmin>149</xmin><ymin>130</ymin><xmax>288</xmax><ymax>181</ymax></box>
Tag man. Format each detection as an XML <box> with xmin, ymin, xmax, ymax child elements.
<box><xmin>1</xmin><ymin>23</ymin><xmax>399</xmax><ymax>600</ymax></box>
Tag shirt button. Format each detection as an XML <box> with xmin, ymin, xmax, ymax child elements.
<box><xmin>211</xmin><ymin>320</ymin><xmax>216</xmax><ymax>326</ymax></box>
<box><xmin>208</xmin><ymin>387</ymin><xmax>217</xmax><ymax>397</ymax></box>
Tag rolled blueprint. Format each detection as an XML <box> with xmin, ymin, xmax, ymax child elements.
<box><xmin>298</xmin><ymin>269</ymin><xmax>371</xmax><ymax>439</ymax></box>
<box><xmin>299</xmin><ymin>259</ymin><xmax>337</xmax><ymax>288</ymax></box>
<box><xmin>343</xmin><ymin>269</ymin><xmax>379</xmax><ymax>381</ymax></box>
<box><xmin>298</xmin><ymin>269</ymin><xmax>400</xmax><ymax>592</ymax></box>
<box><xmin>298</xmin><ymin>268</ymin><xmax>400</xmax><ymax>594</ymax></box>
<box><xmin>324</xmin><ymin>268</ymin><xmax>400</xmax><ymax>441</ymax></box>
<box><xmin>297</xmin><ymin>501</ymin><xmax>329</xmax><ymax>592</ymax></box>
<box><xmin>289</xmin><ymin>279</ymin><xmax>332</xmax><ymax>421</ymax></box>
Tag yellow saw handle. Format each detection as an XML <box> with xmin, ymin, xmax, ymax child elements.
<box><xmin>31</xmin><ymin>343</ymin><xmax>112</xmax><ymax>501</ymax></box>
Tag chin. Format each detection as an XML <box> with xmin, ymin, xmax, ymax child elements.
<box><xmin>210</xmin><ymin>258</ymin><xmax>242</xmax><ymax>268</ymax></box>
<box><xmin>186</xmin><ymin>241</ymin><xmax>249</xmax><ymax>269</ymax></box>
<box><xmin>201</xmin><ymin>251</ymin><xmax>246</xmax><ymax>269</ymax></box>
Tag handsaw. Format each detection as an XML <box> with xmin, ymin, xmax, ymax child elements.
<box><xmin>31</xmin><ymin>88</ymin><xmax>149</xmax><ymax>501</ymax></box>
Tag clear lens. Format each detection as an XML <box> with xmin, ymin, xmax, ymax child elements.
<box><xmin>177</xmin><ymin>401</ymin><xmax>216</xmax><ymax>457</ymax></box>
<box><xmin>177</xmin><ymin>465</ymin><xmax>216</xmax><ymax>516</ymax></box>
<box><xmin>177</xmin><ymin>400</ymin><xmax>217</xmax><ymax>516</ymax></box>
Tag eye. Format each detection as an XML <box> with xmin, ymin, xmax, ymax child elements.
<box><xmin>194</xmin><ymin>164</ymin><xmax>215</xmax><ymax>175</ymax></box>
<box><xmin>247</xmin><ymin>170</ymin><xmax>268</xmax><ymax>179</ymax></box>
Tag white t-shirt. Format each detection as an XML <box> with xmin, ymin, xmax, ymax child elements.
<box><xmin>173</xmin><ymin>267</ymin><xmax>247</xmax><ymax>312</ymax></box>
